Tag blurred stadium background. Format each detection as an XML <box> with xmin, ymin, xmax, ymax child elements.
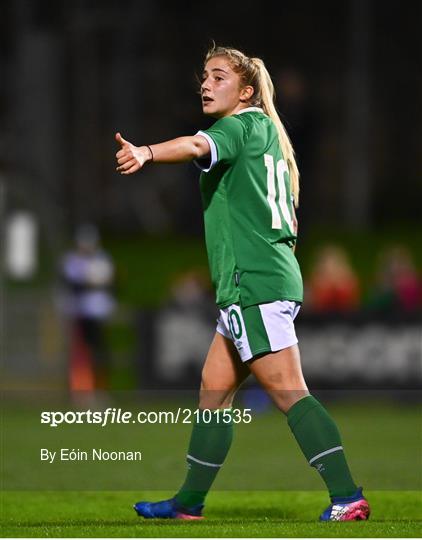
<box><xmin>0</xmin><ymin>0</ymin><xmax>421</xmax><ymax>396</ymax></box>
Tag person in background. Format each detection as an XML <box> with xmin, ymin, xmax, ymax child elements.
<box><xmin>306</xmin><ymin>245</ymin><xmax>360</xmax><ymax>313</ymax></box>
<box><xmin>155</xmin><ymin>269</ymin><xmax>216</xmax><ymax>383</ymax></box>
<box><xmin>368</xmin><ymin>245</ymin><xmax>421</xmax><ymax>313</ymax></box>
<box><xmin>59</xmin><ymin>224</ymin><xmax>115</xmax><ymax>393</ymax></box>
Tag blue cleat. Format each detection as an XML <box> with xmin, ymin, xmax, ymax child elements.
<box><xmin>319</xmin><ymin>487</ymin><xmax>370</xmax><ymax>521</ymax></box>
<box><xmin>134</xmin><ymin>497</ymin><xmax>204</xmax><ymax>520</ymax></box>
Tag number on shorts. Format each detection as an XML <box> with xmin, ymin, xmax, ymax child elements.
<box><xmin>228</xmin><ymin>309</ymin><xmax>242</xmax><ymax>339</ymax></box>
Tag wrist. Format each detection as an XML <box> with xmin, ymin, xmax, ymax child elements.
<box><xmin>141</xmin><ymin>145</ymin><xmax>154</xmax><ymax>163</ymax></box>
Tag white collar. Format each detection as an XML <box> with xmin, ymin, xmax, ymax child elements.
<box><xmin>235</xmin><ymin>107</ymin><xmax>264</xmax><ymax>115</ymax></box>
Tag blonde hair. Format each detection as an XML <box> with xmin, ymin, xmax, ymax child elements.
<box><xmin>205</xmin><ymin>45</ymin><xmax>300</xmax><ymax>207</ymax></box>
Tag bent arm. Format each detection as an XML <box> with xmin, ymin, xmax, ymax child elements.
<box><xmin>115</xmin><ymin>132</ymin><xmax>210</xmax><ymax>175</ymax></box>
<box><xmin>148</xmin><ymin>135</ymin><xmax>210</xmax><ymax>163</ymax></box>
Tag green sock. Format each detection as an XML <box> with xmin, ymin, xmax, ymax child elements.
<box><xmin>175</xmin><ymin>409</ymin><xmax>233</xmax><ymax>508</ymax></box>
<box><xmin>287</xmin><ymin>395</ymin><xmax>358</xmax><ymax>498</ymax></box>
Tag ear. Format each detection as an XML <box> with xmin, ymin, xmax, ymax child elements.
<box><xmin>239</xmin><ymin>85</ymin><xmax>255</xmax><ymax>103</ymax></box>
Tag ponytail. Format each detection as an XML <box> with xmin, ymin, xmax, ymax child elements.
<box><xmin>251</xmin><ymin>58</ymin><xmax>300</xmax><ymax>207</ymax></box>
<box><xmin>205</xmin><ymin>46</ymin><xmax>300</xmax><ymax>207</ymax></box>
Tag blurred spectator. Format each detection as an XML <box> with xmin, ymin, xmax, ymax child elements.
<box><xmin>368</xmin><ymin>246</ymin><xmax>421</xmax><ymax>313</ymax></box>
<box><xmin>167</xmin><ymin>269</ymin><xmax>214</xmax><ymax>314</ymax></box>
<box><xmin>306</xmin><ymin>245</ymin><xmax>360</xmax><ymax>313</ymax></box>
<box><xmin>58</xmin><ymin>224</ymin><xmax>115</xmax><ymax>393</ymax></box>
<box><xmin>154</xmin><ymin>269</ymin><xmax>216</xmax><ymax>384</ymax></box>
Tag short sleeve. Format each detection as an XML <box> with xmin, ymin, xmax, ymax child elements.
<box><xmin>194</xmin><ymin>116</ymin><xmax>247</xmax><ymax>172</ymax></box>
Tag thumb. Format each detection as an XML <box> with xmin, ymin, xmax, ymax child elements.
<box><xmin>115</xmin><ymin>132</ymin><xmax>128</xmax><ymax>147</ymax></box>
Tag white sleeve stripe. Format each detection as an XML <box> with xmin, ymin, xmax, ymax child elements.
<box><xmin>193</xmin><ymin>131</ymin><xmax>218</xmax><ymax>172</ymax></box>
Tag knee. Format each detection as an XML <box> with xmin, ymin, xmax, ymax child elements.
<box><xmin>200</xmin><ymin>365</ymin><xmax>236</xmax><ymax>392</ymax></box>
<box><xmin>199</xmin><ymin>371</ymin><xmax>237</xmax><ymax>410</ymax></box>
<box><xmin>267</xmin><ymin>389</ymin><xmax>310</xmax><ymax>414</ymax></box>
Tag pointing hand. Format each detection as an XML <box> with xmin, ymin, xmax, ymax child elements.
<box><xmin>115</xmin><ymin>132</ymin><xmax>151</xmax><ymax>174</ymax></box>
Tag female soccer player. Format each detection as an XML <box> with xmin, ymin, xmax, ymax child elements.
<box><xmin>115</xmin><ymin>46</ymin><xmax>370</xmax><ymax>522</ymax></box>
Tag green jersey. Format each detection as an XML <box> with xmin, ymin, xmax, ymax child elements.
<box><xmin>196</xmin><ymin>107</ymin><xmax>303</xmax><ymax>308</ymax></box>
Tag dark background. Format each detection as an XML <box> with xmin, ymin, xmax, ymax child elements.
<box><xmin>1</xmin><ymin>0</ymin><xmax>421</xmax><ymax>243</ymax></box>
<box><xmin>1</xmin><ymin>0</ymin><xmax>421</xmax><ymax>390</ymax></box>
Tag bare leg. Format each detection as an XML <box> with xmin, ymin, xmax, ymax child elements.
<box><xmin>199</xmin><ymin>332</ymin><xmax>250</xmax><ymax>410</ymax></box>
<box><xmin>248</xmin><ymin>344</ymin><xmax>309</xmax><ymax>413</ymax></box>
<box><xmin>169</xmin><ymin>333</ymin><xmax>250</xmax><ymax>509</ymax></box>
<box><xmin>249</xmin><ymin>344</ymin><xmax>360</xmax><ymax>503</ymax></box>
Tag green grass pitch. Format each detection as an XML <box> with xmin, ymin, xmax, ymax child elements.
<box><xmin>1</xmin><ymin>490</ymin><xmax>421</xmax><ymax>537</ymax></box>
<box><xmin>1</xmin><ymin>399</ymin><xmax>421</xmax><ymax>537</ymax></box>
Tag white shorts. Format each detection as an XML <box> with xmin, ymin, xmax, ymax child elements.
<box><xmin>216</xmin><ymin>300</ymin><xmax>301</xmax><ymax>362</ymax></box>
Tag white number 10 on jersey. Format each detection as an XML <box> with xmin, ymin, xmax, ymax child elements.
<box><xmin>264</xmin><ymin>154</ymin><xmax>293</xmax><ymax>230</ymax></box>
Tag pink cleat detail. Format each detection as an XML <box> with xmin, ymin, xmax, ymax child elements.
<box><xmin>329</xmin><ymin>499</ymin><xmax>370</xmax><ymax>521</ymax></box>
<box><xmin>319</xmin><ymin>487</ymin><xmax>370</xmax><ymax>521</ymax></box>
<box><xmin>176</xmin><ymin>513</ymin><xmax>204</xmax><ymax>520</ymax></box>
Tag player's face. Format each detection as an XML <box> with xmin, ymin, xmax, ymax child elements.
<box><xmin>201</xmin><ymin>57</ymin><xmax>248</xmax><ymax>118</ymax></box>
